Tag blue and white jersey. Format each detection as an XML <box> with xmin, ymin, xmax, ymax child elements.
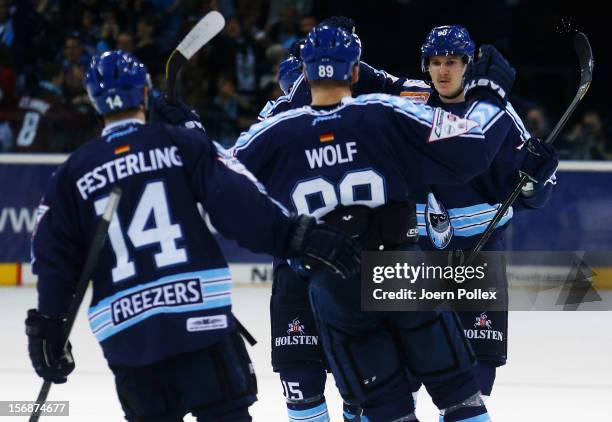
<box><xmin>415</xmin><ymin>96</ymin><xmax>556</xmax><ymax>250</ymax></box>
<box><xmin>258</xmin><ymin>61</ymin><xmax>400</xmax><ymax>121</ymax></box>
<box><xmin>32</xmin><ymin>119</ymin><xmax>292</xmax><ymax>365</ymax></box>
<box><xmin>234</xmin><ymin>94</ymin><xmax>514</xmax><ymax>221</ymax></box>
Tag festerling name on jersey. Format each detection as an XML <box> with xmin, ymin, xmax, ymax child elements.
<box><xmin>76</xmin><ymin>146</ymin><xmax>183</xmax><ymax>200</ymax></box>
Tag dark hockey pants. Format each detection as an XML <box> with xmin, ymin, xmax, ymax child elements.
<box><xmin>109</xmin><ymin>330</ymin><xmax>257</xmax><ymax>422</ymax></box>
<box><xmin>308</xmin><ymin>268</ymin><xmax>480</xmax><ymax>411</ymax></box>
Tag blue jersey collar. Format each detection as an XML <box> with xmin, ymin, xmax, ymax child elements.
<box><xmin>102</xmin><ymin>118</ymin><xmax>145</xmax><ymax>137</ymax></box>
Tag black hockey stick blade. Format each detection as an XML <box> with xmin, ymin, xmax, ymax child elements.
<box><xmin>575</xmin><ymin>32</ymin><xmax>594</xmax><ymax>96</ymax></box>
<box><xmin>29</xmin><ymin>187</ymin><xmax>122</xmax><ymax>422</ymax></box>
<box><xmin>544</xmin><ymin>32</ymin><xmax>593</xmax><ymax>145</ymax></box>
<box><xmin>165</xmin><ymin>11</ymin><xmax>225</xmax><ymax>102</ymax></box>
<box><xmin>466</xmin><ymin>33</ymin><xmax>593</xmax><ymax>264</ymax></box>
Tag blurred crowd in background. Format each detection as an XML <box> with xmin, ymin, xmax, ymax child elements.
<box><xmin>0</xmin><ymin>0</ymin><xmax>609</xmax><ymax>159</ymax></box>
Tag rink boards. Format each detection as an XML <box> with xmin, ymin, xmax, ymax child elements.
<box><xmin>1</xmin><ymin>154</ymin><xmax>612</xmax><ymax>288</ymax></box>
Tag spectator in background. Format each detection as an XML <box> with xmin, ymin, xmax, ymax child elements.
<box><xmin>181</xmin><ymin>55</ymin><xmax>213</xmax><ymax>109</ymax></box>
<box><xmin>63</xmin><ymin>64</ymin><xmax>91</xmax><ymax>114</ymax></box>
<box><xmin>298</xmin><ymin>14</ymin><xmax>316</xmax><ymax>37</ymax></box>
<box><xmin>99</xmin><ymin>9</ymin><xmax>120</xmax><ymax>49</ymax></box>
<box><xmin>115</xmin><ymin>32</ymin><xmax>135</xmax><ymax>53</ymax></box>
<box><xmin>234</xmin><ymin>0</ymin><xmax>267</xmax><ymax>38</ymax></box>
<box><xmin>80</xmin><ymin>9</ymin><xmax>110</xmax><ymax>56</ymax></box>
<box><xmin>213</xmin><ymin>15</ymin><xmax>262</xmax><ymax>105</ymax></box>
<box><xmin>266</xmin><ymin>0</ymin><xmax>312</xmax><ymax>26</ymax></box>
<box><xmin>61</xmin><ymin>34</ymin><xmax>89</xmax><ymax>69</ymax></box>
<box><xmin>525</xmin><ymin>105</ymin><xmax>550</xmax><ymax>140</ymax></box>
<box><xmin>134</xmin><ymin>15</ymin><xmax>160</xmax><ymax>78</ymax></box>
<box><xmin>563</xmin><ymin>110</ymin><xmax>612</xmax><ymax>160</ymax></box>
<box><xmin>0</xmin><ymin>62</ymin><xmax>93</xmax><ymax>152</ymax></box>
<box><xmin>212</xmin><ymin>73</ymin><xmax>252</xmax><ymax>147</ymax></box>
<box><xmin>149</xmin><ymin>0</ymin><xmax>182</xmax><ymax>52</ymax></box>
<box><xmin>266</xmin><ymin>5</ymin><xmax>299</xmax><ymax>50</ymax></box>
<box><xmin>0</xmin><ymin>0</ymin><xmax>14</xmax><ymax>48</ymax></box>
<box><xmin>0</xmin><ymin>47</ymin><xmax>16</xmax><ymax>152</ymax></box>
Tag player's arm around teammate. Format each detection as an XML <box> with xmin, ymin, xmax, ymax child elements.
<box><xmin>25</xmin><ymin>51</ymin><xmax>360</xmax><ymax>422</ymax></box>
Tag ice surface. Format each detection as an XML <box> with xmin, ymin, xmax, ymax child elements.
<box><xmin>1</xmin><ymin>286</ymin><xmax>610</xmax><ymax>421</ymax></box>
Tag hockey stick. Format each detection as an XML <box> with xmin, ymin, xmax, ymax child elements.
<box><xmin>466</xmin><ymin>32</ymin><xmax>593</xmax><ymax>265</ymax></box>
<box><xmin>163</xmin><ymin>12</ymin><xmax>258</xmax><ymax>345</ymax></box>
<box><xmin>165</xmin><ymin>10</ymin><xmax>225</xmax><ymax>102</ymax></box>
<box><xmin>29</xmin><ymin>187</ymin><xmax>122</xmax><ymax>422</ymax></box>
<box><xmin>163</xmin><ymin>11</ymin><xmax>257</xmax><ymax>345</ymax></box>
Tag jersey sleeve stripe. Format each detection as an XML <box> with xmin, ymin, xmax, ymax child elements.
<box><xmin>505</xmin><ymin>102</ymin><xmax>531</xmax><ymax>141</ymax></box>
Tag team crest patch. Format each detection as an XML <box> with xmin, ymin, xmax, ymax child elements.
<box><xmin>428</xmin><ymin>108</ymin><xmax>479</xmax><ymax>142</ymax></box>
<box><xmin>464</xmin><ymin>311</ymin><xmax>503</xmax><ymax>341</ymax></box>
<box><xmin>425</xmin><ymin>193</ymin><xmax>453</xmax><ymax>249</ymax></box>
<box><xmin>474</xmin><ymin>312</ymin><xmax>493</xmax><ymax>329</ymax></box>
<box><xmin>275</xmin><ymin>317</ymin><xmax>318</xmax><ymax>347</ymax></box>
<box><xmin>287</xmin><ymin>318</ymin><xmax>306</xmax><ymax>335</ymax></box>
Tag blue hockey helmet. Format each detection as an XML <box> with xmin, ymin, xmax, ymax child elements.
<box><xmin>420</xmin><ymin>25</ymin><xmax>475</xmax><ymax>72</ymax></box>
<box><xmin>278</xmin><ymin>55</ymin><xmax>302</xmax><ymax>94</ymax></box>
<box><xmin>301</xmin><ymin>26</ymin><xmax>361</xmax><ymax>82</ymax></box>
<box><xmin>84</xmin><ymin>50</ymin><xmax>149</xmax><ymax>115</ymax></box>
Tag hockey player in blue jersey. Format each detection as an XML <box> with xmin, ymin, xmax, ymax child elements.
<box><xmin>258</xmin><ymin>16</ymin><xmax>399</xmax><ymax>122</ymax></box>
<box><xmin>409</xmin><ymin>25</ymin><xmax>559</xmax><ymax>407</ymax></box>
<box><xmin>227</xmin><ymin>25</ymin><xmax>522</xmax><ymax>421</ymax></box>
<box><xmin>256</xmin><ymin>18</ymin><xmax>400</xmax><ymax>421</ymax></box>
<box><xmin>249</xmin><ymin>19</ymin><xmax>558</xmax><ymax>420</ymax></box>
<box><xmin>24</xmin><ymin>51</ymin><xmax>361</xmax><ymax>422</ymax></box>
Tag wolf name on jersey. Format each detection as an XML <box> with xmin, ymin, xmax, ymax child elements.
<box><xmin>235</xmin><ymin>93</ymin><xmax>514</xmax><ymax>221</ymax></box>
<box><xmin>32</xmin><ymin>120</ymin><xmax>292</xmax><ymax>366</ymax></box>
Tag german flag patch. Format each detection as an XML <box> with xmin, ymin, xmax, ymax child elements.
<box><xmin>399</xmin><ymin>91</ymin><xmax>430</xmax><ymax>104</ymax></box>
<box><xmin>319</xmin><ymin>133</ymin><xmax>334</xmax><ymax>143</ymax></box>
<box><xmin>114</xmin><ymin>144</ymin><xmax>130</xmax><ymax>155</ymax></box>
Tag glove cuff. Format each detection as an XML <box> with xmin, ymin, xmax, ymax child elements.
<box><xmin>287</xmin><ymin>215</ymin><xmax>315</xmax><ymax>256</ymax></box>
<box><xmin>26</xmin><ymin>309</ymin><xmax>64</xmax><ymax>342</ymax></box>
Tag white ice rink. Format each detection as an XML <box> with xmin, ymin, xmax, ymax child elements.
<box><xmin>1</xmin><ymin>286</ymin><xmax>611</xmax><ymax>422</ymax></box>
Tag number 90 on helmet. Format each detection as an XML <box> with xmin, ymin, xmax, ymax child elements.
<box><xmin>420</xmin><ymin>25</ymin><xmax>475</xmax><ymax>72</ymax></box>
<box><xmin>278</xmin><ymin>55</ymin><xmax>302</xmax><ymax>95</ymax></box>
<box><xmin>301</xmin><ymin>25</ymin><xmax>361</xmax><ymax>82</ymax></box>
<box><xmin>84</xmin><ymin>50</ymin><xmax>149</xmax><ymax>115</ymax></box>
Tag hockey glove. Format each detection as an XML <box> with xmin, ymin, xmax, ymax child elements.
<box><xmin>25</xmin><ymin>309</ymin><xmax>75</xmax><ymax>384</ymax></box>
<box><xmin>286</xmin><ymin>215</ymin><xmax>361</xmax><ymax>280</ymax></box>
<box><xmin>463</xmin><ymin>45</ymin><xmax>516</xmax><ymax>108</ymax></box>
<box><xmin>520</xmin><ymin>137</ymin><xmax>559</xmax><ymax>184</ymax></box>
<box><xmin>149</xmin><ymin>94</ymin><xmax>205</xmax><ymax>131</ymax></box>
